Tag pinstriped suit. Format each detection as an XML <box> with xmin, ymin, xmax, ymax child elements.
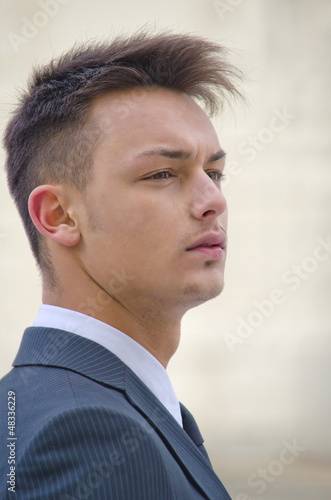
<box><xmin>0</xmin><ymin>327</ymin><xmax>231</xmax><ymax>499</ymax></box>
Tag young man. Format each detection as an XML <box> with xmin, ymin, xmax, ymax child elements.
<box><xmin>1</xmin><ymin>31</ymin><xmax>241</xmax><ymax>499</ymax></box>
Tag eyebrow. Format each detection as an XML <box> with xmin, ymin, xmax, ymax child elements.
<box><xmin>136</xmin><ymin>148</ymin><xmax>226</xmax><ymax>163</ymax></box>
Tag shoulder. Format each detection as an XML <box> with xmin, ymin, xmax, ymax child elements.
<box><xmin>16</xmin><ymin>406</ymin><xmax>176</xmax><ymax>500</ymax></box>
<box><xmin>1</xmin><ymin>368</ymin><xmax>179</xmax><ymax>499</ymax></box>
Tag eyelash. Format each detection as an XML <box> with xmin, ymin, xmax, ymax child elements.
<box><xmin>145</xmin><ymin>171</ymin><xmax>225</xmax><ymax>182</ymax></box>
<box><xmin>207</xmin><ymin>171</ymin><xmax>226</xmax><ymax>182</ymax></box>
<box><xmin>147</xmin><ymin>171</ymin><xmax>173</xmax><ymax>180</ymax></box>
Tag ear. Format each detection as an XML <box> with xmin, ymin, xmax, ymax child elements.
<box><xmin>28</xmin><ymin>185</ymin><xmax>80</xmax><ymax>247</ymax></box>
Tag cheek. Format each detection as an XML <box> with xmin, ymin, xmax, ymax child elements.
<box><xmin>121</xmin><ymin>195</ymin><xmax>179</xmax><ymax>235</ymax></box>
<box><xmin>219</xmin><ymin>206</ymin><xmax>228</xmax><ymax>228</ymax></box>
<box><xmin>89</xmin><ymin>186</ymin><xmax>181</xmax><ymax>258</ymax></box>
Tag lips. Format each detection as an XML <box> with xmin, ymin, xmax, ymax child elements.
<box><xmin>186</xmin><ymin>232</ymin><xmax>227</xmax><ymax>251</ymax></box>
<box><xmin>186</xmin><ymin>232</ymin><xmax>227</xmax><ymax>259</ymax></box>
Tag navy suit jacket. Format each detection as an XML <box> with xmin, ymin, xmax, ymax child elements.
<box><xmin>0</xmin><ymin>327</ymin><xmax>231</xmax><ymax>499</ymax></box>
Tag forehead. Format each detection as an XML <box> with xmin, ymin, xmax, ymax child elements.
<box><xmin>88</xmin><ymin>87</ymin><xmax>220</xmax><ymax>160</ymax></box>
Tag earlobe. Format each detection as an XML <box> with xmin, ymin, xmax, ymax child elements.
<box><xmin>28</xmin><ymin>185</ymin><xmax>80</xmax><ymax>247</ymax></box>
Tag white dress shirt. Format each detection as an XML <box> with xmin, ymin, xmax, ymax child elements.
<box><xmin>33</xmin><ymin>304</ymin><xmax>182</xmax><ymax>427</ymax></box>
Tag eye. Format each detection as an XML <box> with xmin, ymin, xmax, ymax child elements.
<box><xmin>146</xmin><ymin>171</ymin><xmax>172</xmax><ymax>180</ymax></box>
<box><xmin>206</xmin><ymin>171</ymin><xmax>225</xmax><ymax>182</ymax></box>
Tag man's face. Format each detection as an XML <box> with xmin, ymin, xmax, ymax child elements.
<box><xmin>76</xmin><ymin>88</ymin><xmax>228</xmax><ymax>315</ymax></box>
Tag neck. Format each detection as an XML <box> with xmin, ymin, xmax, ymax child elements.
<box><xmin>42</xmin><ymin>275</ymin><xmax>183</xmax><ymax>369</ymax></box>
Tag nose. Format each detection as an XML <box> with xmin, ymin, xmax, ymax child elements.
<box><xmin>190</xmin><ymin>172</ymin><xmax>227</xmax><ymax>220</ymax></box>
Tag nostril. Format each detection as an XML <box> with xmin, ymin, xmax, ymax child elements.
<box><xmin>202</xmin><ymin>210</ymin><xmax>216</xmax><ymax>217</ymax></box>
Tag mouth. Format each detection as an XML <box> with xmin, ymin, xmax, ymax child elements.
<box><xmin>186</xmin><ymin>233</ymin><xmax>227</xmax><ymax>259</ymax></box>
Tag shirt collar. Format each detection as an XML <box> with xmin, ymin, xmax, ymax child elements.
<box><xmin>33</xmin><ymin>304</ymin><xmax>182</xmax><ymax>427</ymax></box>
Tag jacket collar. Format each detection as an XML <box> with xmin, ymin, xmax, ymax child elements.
<box><xmin>14</xmin><ymin>327</ymin><xmax>231</xmax><ymax>500</ymax></box>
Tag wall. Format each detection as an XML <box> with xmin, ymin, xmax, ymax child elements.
<box><xmin>1</xmin><ymin>1</ymin><xmax>330</xmax><ymax>498</ymax></box>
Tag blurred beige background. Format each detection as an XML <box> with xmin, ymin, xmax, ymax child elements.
<box><xmin>1</xmin><ymin>0</ymin><xmax>330</xmax><ymax>499</ymax></box>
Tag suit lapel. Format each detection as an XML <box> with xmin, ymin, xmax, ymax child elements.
<box><xmin>13</xmin><ymin>326</ymin><xmax>127</xmax><ymax>389</ymax></box>
<box><xmin>14</xmin><ymin>327</ymin><xmax>231</xmax><ymax>500</ymax></box>
<box><xmin>123</xmin><ymin>367</ymin><xmax>231</xmax><ymax>500</ymax></box>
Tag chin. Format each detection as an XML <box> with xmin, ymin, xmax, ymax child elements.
<box><xmin>182</xmin><ymin>279</ymin><xmax>224</xmax><ymax>306</ymax></box>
